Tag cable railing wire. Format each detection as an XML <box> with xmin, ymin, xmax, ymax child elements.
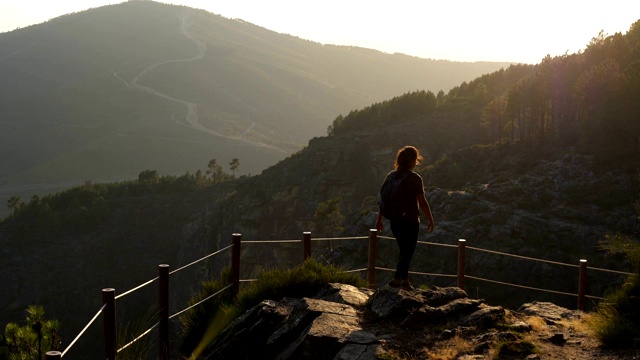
<box><xmin>117</xmin><ymin>322</ymin><xmax>158</xmax><ymax>354</ymax></box>
<box><xmin>375</xmin><ymin>266</ymin><xmax>457</xmax><ymax>279</ymax></box>
<box><xmin>169</xmin><ymin>283</ymin><xmax>233</xmax><ymax>320</ymax></box>
<box><xmin>170</xmin><ymin>244</ymin><xmax>233</xmax><ymax>275</ymax></box>
<box><xmin>242</xmin><ymin>240</ymin><xmax>301</xmax><ymax>244</ymax></box>
<box><xmin>310</xmin><ymin>236</ymin><xmax>368</xmax><ymax>241</ymax></box>
<box><xmin>411</xmin><ymin>270</ymin><xmax>457</xmax><ymax>278</ymax></box>
<box><xmin>588</xmin><ymin>266</ymin><xmax>635</xmax><ymax>277</ymax></box>
<box><xmin>107</xmin><ymin>245</ymin><xmax>234</xmax><ymax>357</ymax></box>
<box><xmin>61</xmin><ymin>304</ymin><xmax>106</xmax><ymax>357</ymax></box>
<box><xmin>417</xmin><ymin>240</ymin><xmax>458</xmax><ymax>248</ymax></box>
<box><xmin>466</xmin><ymin>246</ymin><xmax>580</xmax><ymax>268</ymax></box>
<box><xmin>465</xmin><ymin>275</ymin><xmax>578</xmax><ymax>297</ymax></box>
<box><xmin>115</xmin><ymin>277</ymin><xmax>159</xmax><ymax>300</ymax></box>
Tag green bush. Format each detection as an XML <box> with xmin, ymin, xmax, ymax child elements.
<box><xmin>3</xmin><ymin>305</ymin><xmax>60</xmax><ymax>360</ymax></box>
<box><xmin>588</xmin><ymin>233</ymin><xmax>640</xmax><ymax>347</ymax></box>
<box><xmin>179</xmin><ymin>259</ymin><xmax>366</xmax><ymax>357</ymax></box>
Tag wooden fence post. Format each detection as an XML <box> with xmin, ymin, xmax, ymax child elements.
<box><xmin>45</xmin><ymin>351</ymin><xmax>61</xmax><ymax>359</ymax></box>
<box><xmin>578</xmin><ymin>259</ymin><xmax>587</xmax><ymax>311</ymax></box>
<box><xmin>303</xmin><ymin>231</ymin><xmax>311</xmax><ymax>261</ymax></box>
<box><xmin>368</xmin><ymin>229</ymin><xmax>378</xmax><ymax>289</ymax></box>
<box><xmin>158</xmin><ymin>264</ymin><xmax>170</xmax><ymax>360</ymax></box>
<box><xmin>231</xmin><ymin>233</ymin><xmax>242</xmax><ymax>299</ymax></box>
<box><xmin>102</xmin><ymin>288</ymin><xmax>116</xmax><ymax>360</ymax></box>
<box><xmin>457</xmin><ymin>239</ymin><xmax>466</xmax><ymax>290</ymax></box>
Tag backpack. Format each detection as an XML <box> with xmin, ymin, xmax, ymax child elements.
<box><xmin>379</xmin><ymin>171</ymin><xmax>414</xmax><ymax>220</ymax></box>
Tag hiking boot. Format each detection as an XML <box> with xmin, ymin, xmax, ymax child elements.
<box><xmin>387</xmin><ymin>278</ymin><xmax>402</xmax><ymax>288</ymax></box>
<box><xmin>401</xmin><ymin>280</ymin><xmax>414</xmax><ymax>291</ymax></box>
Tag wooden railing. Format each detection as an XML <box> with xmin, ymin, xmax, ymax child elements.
<box><xmin>45</xmin><ymin>230</ymin><xmax>634</xmax><ymax>359</ymax></box>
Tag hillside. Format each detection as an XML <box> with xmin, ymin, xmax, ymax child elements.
<box><xmin>1</xmin><ymin>100</ymin><xmax>637</xmax><ymax>357</ymax></box>
<box><xmin>0</xmin><ymin>0</ymin><xmax>512</xmax><ymax>216</ymax></box>
<box><xmin>1</xmin><ymin>13</ymin><xmax>639</xmax><ymax>359</ymax></box>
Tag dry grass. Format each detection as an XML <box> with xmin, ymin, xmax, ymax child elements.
<box><xmin>425</xmin><ymin>336</ymin><xmax>474</xmax><ymax>360</ymax></box>
<box><xmin>560</xmin><ymin>316</ymin><xmax>591</xmax><ymax>334</ymax></box>
<box><xmin>525</xmin><ymin>315</ymin><xmax>548</xmax><ymax>332</ymax></box>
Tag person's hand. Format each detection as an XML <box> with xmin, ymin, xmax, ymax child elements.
<box><xmin>376</xmin><ymin>217</ymin><xmax>384</xmax><ymax>232</ymax></box>
<box><xmin>427</xmin><ymin>219</ymin><xmax>434</xmax><ymax>233</ymax></box>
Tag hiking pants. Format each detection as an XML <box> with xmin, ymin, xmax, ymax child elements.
<box><xmin>390</xmin><ymin>220</ymin><xmax>420</xmax><ymax>280</ymax></box>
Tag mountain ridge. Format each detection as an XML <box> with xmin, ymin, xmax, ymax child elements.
<box><xmin>0</xmin><ymin>1</ymin><xmax>513</xmax><ymax>213</ymax></box>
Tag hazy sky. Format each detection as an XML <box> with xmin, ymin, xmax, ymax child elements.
<box><xmin>0</xmin><ymin>0</ymin><xmax>638</xmax><ymax>64</ymax></box>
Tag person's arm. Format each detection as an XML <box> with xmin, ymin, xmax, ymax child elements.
<box><xmin>375</xmin><ymin>208</ymin><xmax>384</xmax><ymax>232</ymax></box>
<box><xmin>417</xmin><ymin>193</ymin><xmax>434</xmax><ymax>232</ymax></box>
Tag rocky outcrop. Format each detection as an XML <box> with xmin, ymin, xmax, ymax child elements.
<box><xmin>203</xmin><ymin>283</ymin><xmax>522</xmax><ymax>359</ymax></box>
<box><xmin>203</xmin><ymin>282</ymin><xmax>628</xmax><ymax>359</ymax></box>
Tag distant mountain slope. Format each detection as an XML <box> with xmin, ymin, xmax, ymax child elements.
<box><xmin>0</xmin><ymin>0</ymin><xmax>512</xmax><ymax>211</ymax></box>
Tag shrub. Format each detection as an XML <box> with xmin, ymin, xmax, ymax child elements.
<box><xmin>179</xmin><ymin>259</ymin><xmax>366</xmax><ymax>357</ymax></box>
<box><xmin>587</xmin><ymin>233</ymin><xmax>640</xmax><ymax>347</ymax></box>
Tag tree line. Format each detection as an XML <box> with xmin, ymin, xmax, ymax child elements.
<box><xmin>328</xmin><ymin>20</ymin><xmax>640</xmax><ymax>163</ymax></box>
<box><xmin>2</xmin><ymin>158</ymin><xmax>241</xmax><ymax>232</ymax></box>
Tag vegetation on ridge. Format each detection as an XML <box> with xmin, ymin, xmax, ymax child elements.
<box><xmin>330</xmin><ymin>20</ymin><xmax>640</xmax><ymax>166</ymax></box>
<box><xmin>587</xmin><ymin>181</ymin><xmax>640</xmax><ymax>347</ymax></box>
<box><xmin>179</xmin><ymin>259</ymin><xmax>365</xmax><ymax>357</ymax></box>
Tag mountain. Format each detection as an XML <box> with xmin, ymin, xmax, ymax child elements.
<box><xmin>0</xmin><ymin>0</ymin><xmax>512</xmax><ymax>217</ymax></box>
<box><xmin>1</xmin><ymin>7</ymin><xmax>639</xmax><ymax>358</ymax></box>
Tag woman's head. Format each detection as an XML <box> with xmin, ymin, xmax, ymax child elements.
<box><xmin>395</xmin><ymin>145</ymin><xmax>423</xmax><ymax>171</ymax></box>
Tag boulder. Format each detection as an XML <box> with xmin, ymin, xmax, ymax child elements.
<box><xmin>518</xmin><ymin>301</ymin><xmax>581</xmax><ymax>324</ymax></box>
<box><xmin>316</xmin><ymin>283</ymin><xmax>374</xmax><ymax>306</ymax></box>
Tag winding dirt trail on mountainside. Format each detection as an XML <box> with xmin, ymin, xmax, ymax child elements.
<box><xmin>113</xmin><ymin>13</ymin><xmax>288</xmax><ymax>154</ymax></box>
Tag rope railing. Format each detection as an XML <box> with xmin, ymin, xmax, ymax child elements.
<box><xmin>170</xmin><ymin>244</ymin><xmax>233</xmax><ymax>275</ymax></box>
<box><xmin>242</xmin><ymin>240</ymin><xmax>302</xmax><ymax>244</ymax></box>
<box><xmin>465</xmin><ymin>275</ymin><xmax>579</xmax><ymax>298</ymax></box>
<box><xmin>59</xmin><ymin>304</ymin><xmax>106</xmax><ymax>357</ymax></box>
<box><xmin>466</xmin><ymin>245</ymin><xmax>580</xmax><ymax>268</ymax></box>
<box><xmin>588</xmin><ymin>266</ymin><xmax>635</xmax><ymax>277</ymax></box>
<box><xmin>375</xmin><ymin>266</ymin><xmax>458</xmax><ymax>279</ymax></box>
<box><xmin>310</xmin><ymin>236</ymin><xmax>369</xmax><ymax>241</ymax></box>
<box><xmin>46</xmin><ymin>230</ymin><xmax>634</xmax><ymax>360</ymax></box>
<box><xmin>117</xmin><ymin>322</ymin><xmax>158</xmax><ymax>354</ymax></box>
<box><xmin>417</xmin><ymin>240</ymin><xmax>458</xmax><ymax>248</ymax></box>
<box><xmin>46</xmin><ymin>242</ymin><xmax>234</xmax><ymax>360</ymax></box>
<box><xmin>115</xmin><ymin>276</ymin><xmax>159</xmax><ymax>300</ymax></box>
<box><xmin>169</xmin><ymin>284</ymin><xmax>233</xmax><ymax>320</ymax></box>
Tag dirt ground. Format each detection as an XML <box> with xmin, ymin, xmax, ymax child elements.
<box><xmin>518</xmin><ymin>313</ymin><xmax>640</xmax><ymax>360</ymax></box>
<box><xmin>373</xmin><ymin>308</ymin><xmax>640</xmax><ymax>360</ymax></box>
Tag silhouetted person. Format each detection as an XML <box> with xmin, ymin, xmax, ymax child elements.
<box><xmin>376</xmin><ymin>145</ymin><xmax>434</xmax><ymax>291</ymax></box>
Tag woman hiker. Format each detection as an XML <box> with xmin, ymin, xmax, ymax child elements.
<box><xmin>376</xmin><ymin>145</ymin><xmax>435</xmax><ymax>291</ymax></box>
